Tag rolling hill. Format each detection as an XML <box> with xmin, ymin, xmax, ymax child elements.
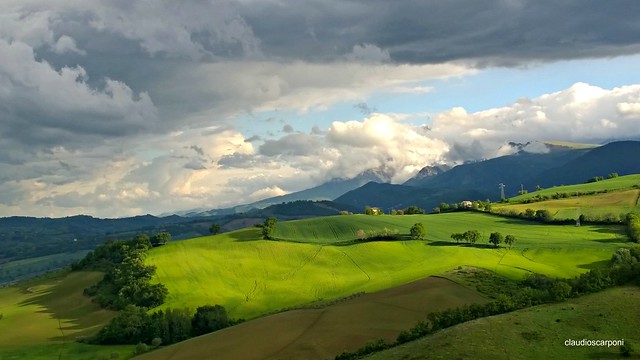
<box><xmin>492</xmin><ymin>174</ymin><xmax>640</xmax><ymax>221</ymax></box>
<box><xmin>147</xmin><ymin>213</ymin><xmax>627</xmax><ymax>319</ymax></box>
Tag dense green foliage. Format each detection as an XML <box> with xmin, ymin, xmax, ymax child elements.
<box><xmin>92</xmin><ymin>304</ymin><xmax>238</xmax><ymax>346</ymax></box>
<box><xmin>76</xmin><ymin>234</ymin><xmax>167</xmax><ymax>310</ymax></box>
<box><xmin>257</xmin><ymin>217</ymin><xmax>278</xmax><ymax>240</ymax></box>
<box><xmin>627</xmin><ymin>213</ymin><xmax>640</xmax><ymax>242</ymax></box>
<box><xmin>409</xmin><ymin>223</ymin><xmax>426</xmax><ymax>240</ymax></box>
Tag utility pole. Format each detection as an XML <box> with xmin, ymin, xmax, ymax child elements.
<box><xmin>499</xmin><ymin>183</ymin><xmax>506</xmax><ymax>200</ymax></box>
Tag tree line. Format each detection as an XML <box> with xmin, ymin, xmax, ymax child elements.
<box><xmin>336</xmin><ymin>245</ymin><xmax>640</xmax><ymax>359</ymax></box>
<box><xmin>87</xmin><ymin>303</ymin><xmax>241</xmax><ymax>354</ymax></box>
<box><xmin>450</xmin><ymin>230</ymin><xmax>516</xmax><ymax>247</ymax></box>
<box><xmin>73</xmin><ymin>233</ymin><xmax>169</xmax><ymax>310</ymax></box>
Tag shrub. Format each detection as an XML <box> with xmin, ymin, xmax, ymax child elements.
<box><xmin>134</xmin><ymin>343</ymin><xmax>149</xmax><ymax>355</ymax></box>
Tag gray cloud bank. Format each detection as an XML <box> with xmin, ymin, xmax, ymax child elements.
<box><xmin>1</xmin><ymin>1</ymin><xmax>640</xmax><ymax>217</ymax></box>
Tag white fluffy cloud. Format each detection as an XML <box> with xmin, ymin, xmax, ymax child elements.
<box><xmin>430</xmin><ymin>83</ymin><xmax>640</xmax><ymax>162</ymax></box>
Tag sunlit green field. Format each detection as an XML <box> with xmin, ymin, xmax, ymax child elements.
<box><xmin>0</xmin><ymin>271</ymin><xmax>133</xmax><ymax>359</ymax></box>
<box><xmin>511</xmin><ymin>174</ymin><xmax>640</xmax><ymax>202</ymax></box>
<box><xmin>148</xmin><ymin>213</ymin><xmax>628</xmax><ymax>319</ymax></box>
<box><xmin>494</xmin><ymin>189</ymin><xmax>640</xmax><ymax>220</ymax></box>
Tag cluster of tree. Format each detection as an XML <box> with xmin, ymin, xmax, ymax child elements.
<box><xmin>488</xmin><ymin>232</ymin><xmax>516</xmax><ymax>247</ymax></box>
<box><xmin>363</xmin><ymin>206</ymin><xmax>383</xmax><ymax>215</ymax></box>
<box><xmin>90</xmin><ymin>304</ymin><xmax>241</xmax><ymax>348</ymax></box>
<box><xmin>497</xmin><ymin>208</ymin><xmax>554</xmax><ymax>223</ymax></box>
<box><xmin>74</xmin><ymin>234</ymin><xmax>169</xmax><ymax>310</ymax></box>
<box><xmin>255</xmin><ymin>217</ymin><xmax>278</xmax><ymax>240</ymax></box>
<box><xmin>450</xmin><ymin>230</ymin><xmax>481</xmax><ymax>245</ymax></box>
<box><xmin>355</xmin><ymin>228</ymin><xmax>400</xmax><ymax>242</ymax></box>
<box><xmin>627</xmin><ymin>213</ymin><xmax>640</xmax><ymax>242</ymax></box>
<box><xmin>431</xmin><ymin>200</ymin><xmax>492</xmax><ymax>214</ymax></box>
<box><xmin>336</xmin><ymin>246</ymin><xmax>640</xmax><ymax>359</ymax></box>
<box><xmin>587</xmin><ymin>173</ymin><xmax>618</xmax><ymax>183</ymax></box>
<box><xmin>390</xmin><ymin>206</ymin><xmax>425</xmax><ymax>215</ymax></box>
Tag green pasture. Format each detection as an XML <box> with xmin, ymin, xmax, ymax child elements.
<box><xmin>511</xmin><ymin>174</ymin><xmax>640</xmax><ymax>202</ymax></box>
<box><xmin>0</xmin><ymin>271</ymin><xmax>130</xmax><ymax>359</ymax></box>
<box><xmin>148</xmin><ymin>212</ymin><xmax>629</xmax><ymax>320</ymax></box>
<box><xmin>367</xmin><ymin>286</ymin><xmax>640</xmax><ymax>360</ymax></box>
<box><xmin>494</xmin><ymin>189</ymin><xmax>640</xmax><ymax>220</ymax></box>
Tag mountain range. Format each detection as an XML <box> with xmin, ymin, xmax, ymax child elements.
<box><xmin>2</xmin><ymin>140</ymin><xmax>639</xmax><ymax>263</ymax></box>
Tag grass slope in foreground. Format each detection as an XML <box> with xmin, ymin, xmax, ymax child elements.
<box><xmin>135</xmin><ymin>277</ymin><xmax>488</xmax><ymax>360</ymax></box>
<box><xmin>0</xmin><ymin>271</ymin><xmax>133</xmax><ymax>359</ymax></box>
<box><xmin>366</xmin><ymin>286</ymin><xmax>640</xmax><ymax>360</ymax></box>
<box><xmin>148</xmin><ymin>212</ymin><xmax>628</xmax><ymax>319</ymax></box>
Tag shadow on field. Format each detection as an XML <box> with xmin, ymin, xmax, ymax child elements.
<box><xmin>17</xmin><ymin>272</ymin><xmax>114</xmax><ymax>341</ymax></box>
<box><xmin>228</xmin><ymin>228</ymin><xmax>262</xmax><ymax>242</ymax></box>
<box><xmin>428</xmin><ymin>241</ymin><xmax>496</xmax><ymax>249</ymax></box>
<box><xmin>578</xmin><ymin>259</ymin><xmax>610</xmax><ymax>270</ymax></box>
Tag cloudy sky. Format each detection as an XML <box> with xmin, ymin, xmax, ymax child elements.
<box><xmin>2</xmin><ymin>0</ymin><xmax>640</xmax><ymax>218</ymax></box>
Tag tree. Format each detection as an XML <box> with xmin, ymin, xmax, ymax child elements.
<box><xmin>535</xmin><ymin>209</ymin><xmax>553</xmax><ymax>222</ymax></box>
<box><xmin>524</xmin><ymin>208</ymin><xmax>536</xmax><ymax>219</ymax></box>
<box><xmin>356</xmin><ymin>229</ymin><xmax>366</xmax><ymax>241</ymax></box>
<box><xmin>191</xmin><ymin>305</ymin><xmax>229</xmax><ymax>337</ymax></box>
<box><xmin>261</xmin><ymin>217</ymin><xmax>278</xmax><ymax>239</ymax></box>
<box><xmin>489</xmin><ymin>232</ymin><xmax>503</xmax><ymax>247</ymax></box>
<box><xmin>151</xmin><ymin>232</ymin><xmax>171</xmax><ymax>247</ymax></box>
<box><xmin>504</xmin><ymin>234</ymin><xmax>516</xmax><ymax>248</ymax></box>
<box><xmin>209</xmin><ymin>223</ymin><xmax>221</xmax><ymax>235</ymax></box>
<box><xmin>608</xmin><ymin>172</ymin><xmax>619</xmax><ymax>179</ymax></box>
<box><xmin>410</xmin><ymin>223</ymin><xmax>426</xmax><ymax>240</ymax></box>
<box><xmin>404</xmin><ymin>205</ymin><xmax>425</xmax><ymax>214</ymax></box>
<box><xmin>535</xmin><ymin>185</ymin><xmax>543</xmax><ymax>191</ymax></box>
<box><xmin>451</xmin><ymin>233</ymin><xmax>464</xmax><ymax>244</ymax></box>
<box><xmin>463</xmin><ymin>230</ymin><xmax>481</xmax><ymax>245</ymax></box>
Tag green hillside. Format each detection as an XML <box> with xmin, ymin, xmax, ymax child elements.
<box><xmin>0</xmin><ymin>271</ymin><xmax>133</xmax><ymax>359</ymax></box>
<box><xmin>510</xmin><ymin>174</ymin><xmax>640</xmax><ymax>202</ymax></box>
<box><xmin>147</xmin><ymin>213</ymin><xmax>628</xmax><ymax>319</ymax></box>
<box><xmin>493</xmin><ymin>174</ymin><xmax>640</xmax><ymax>221</ymax></box>
<box><xmin>366</xmin><ymin>286</ymin><xmax>640</xmax><ymax>360</ymax></box>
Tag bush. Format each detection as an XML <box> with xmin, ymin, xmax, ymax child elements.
<box><xmin>134</xmin><ymin>343</ymin><xmax>149</xmax><ymax>355</ymax></box>
<box><xmin>410</xmin><ymin>223</ymin><xmax>426</xmax><ymax>240</ymax></box>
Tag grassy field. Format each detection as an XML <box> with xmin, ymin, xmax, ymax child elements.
<box><xmin>148</xmin><ymin>212</ymin><xmax>629</xmax><ymax>319</ymax></box>
<box><xmin>135</xmin><ymin>277</ymin><xmax>488</xmax><ymax>360</ymax></box>
<box><xmin>510</xmin><ymin>174</ymin><xmax>640</xmax><ymax>203</ymax></box>
<box><xmin>0</xmin><ymin>271</ymin><xmax>133</xmax><ymax>359</ymax></box>
<box><xmin>366</xmin><ymin>286</ymin><xmax>640</xmax><ymax>360</ymax></box>
<box><xmin>494</xmin><ymin>189</ymin><xmax>640</xmax><ymax>220</ymax></box>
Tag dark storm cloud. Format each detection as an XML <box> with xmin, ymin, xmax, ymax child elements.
<box><xmin>259</xmin><ymin>134</ymin><xmax>323</xmax><ymax>157</ymax></box>
<box><xmin>239</xmin><ymin>0</ymin><xmax>640</xmax><ymax>64</ymax></box>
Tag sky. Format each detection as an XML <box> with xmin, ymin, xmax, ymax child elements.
<box><xmin>1</xmin><ymin>0</ymin><xmax>640</xmax><ymax>218</ymax></box>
